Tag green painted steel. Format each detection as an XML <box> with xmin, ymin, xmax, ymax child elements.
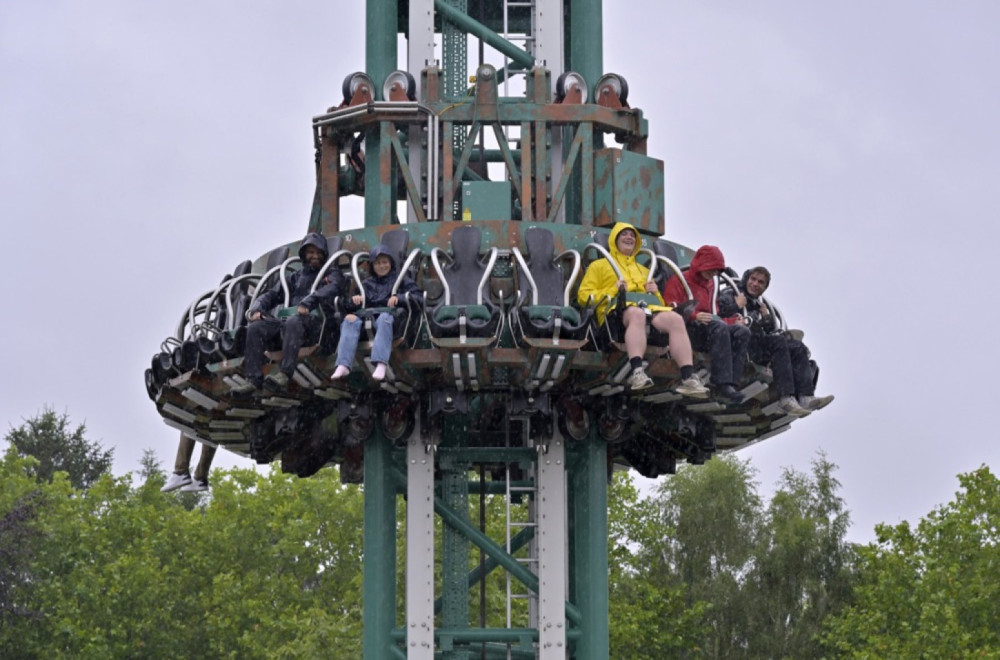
<box><xmin>440</xmin><ymin>456</ymin><xmax>471</xmax><ymax>659</ymax></box>
<box><xmin>363</xmin><ymin>431</ymin><xmax>398</xmax><ymax>660</ymax></box>
<box><xmin>365</xmin><ymin>0</ymin><xmax>397</xmax><ymax>228</ymax></box>
<box><xmin>569</xmin><ymin>432</ymin><xmax>610</xmax><ymax>659</ymax></box>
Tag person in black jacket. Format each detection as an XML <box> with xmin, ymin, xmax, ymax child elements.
<box><xmin>331</xmin><ymin>244</ymin><xmax>423</xmax><ymax>382</ymax></box>
<box><xmin>719</xmin><ymin>266</ymin><xmax>833</xmax><ymax>413</ymax></box>
<box><xmin>243</xmin><ymin>232</ymin><xmax>345</xmax><ymax>391</ymax></box>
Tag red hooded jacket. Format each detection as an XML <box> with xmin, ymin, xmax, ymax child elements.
<box><xmin>662</xmin><ymin>245</ymin><xmax>740</xmax><ymax>324</ymax></box>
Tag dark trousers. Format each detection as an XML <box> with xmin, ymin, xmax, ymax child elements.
<box><xmin>688</xmin><ymin>319</ymin><xmax>750</xmax><ymax>386</ymax></box>
<box><xmin>243</xmin><ymin>314</ymin><xmax>322</xmax><ymax>383</ymax></box>
<box><xmin>749</xmin><ymin>333</ymin><xmax>814</xmax><ymax>397</ymax></box>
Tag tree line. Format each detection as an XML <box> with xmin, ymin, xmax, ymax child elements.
<box><xmin>3</xmin><ymin>407</ymin><xmax>999</xmax><ymax>658</ymax></box>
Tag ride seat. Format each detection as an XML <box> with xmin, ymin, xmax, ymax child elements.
<box><xmin>426</xmin><ymin>225</ymin><xmax>501</xmax><ymax>344</ymax></box>
<box><xmin>511</xmin><ymin>226</ymin><xmax>590</xmax><ymax>342</ymax></box>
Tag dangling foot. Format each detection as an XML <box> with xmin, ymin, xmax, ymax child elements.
<box><xmin>331</xmin><ymin>365</ymin><xmax>350</xmax><ymax>380</ymax></box>
<box><xmin>372</xmin><ymin>363</ymin><xmax>387</xmax><ymax>381</ymax></box>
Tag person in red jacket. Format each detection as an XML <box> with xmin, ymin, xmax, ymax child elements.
<box><xmin>662</xmin><ymin>245</ymin><xmax>750</xmax><ymax>402</ymax></box>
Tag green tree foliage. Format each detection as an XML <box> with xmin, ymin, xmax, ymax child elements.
<box><xmin>821</xmin><ymin>465</ymin><xmax>1000</xmax><ymax>658</ymax></box>
<box><xmin>4</xmin><ymin>407</ymin><xmax>113</xmax><ymax>490</ymax></box>
<box><xmin>745</xmin><ymin>453</ymin><xmax>856</xmax><ymax>659</ymax></box>
<box><xmin>608</xmin><ymin>471</ymin><xmax>709</xmax><ymax>658</ymax></box>
<box><xmin>0</xmin><ymin>449</ymin><xmax>365</xmax><ymax>660</ymax></box>
<box><xmin>633</xmin><ymin>453</ymin><xmax>856</xmax><ymax>659</ymax></box>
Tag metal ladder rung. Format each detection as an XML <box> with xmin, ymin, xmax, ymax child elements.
<box><xmin>509</xmin><ymin>521</ymin><xmax>537</xmax><ymax>528</ymax></box>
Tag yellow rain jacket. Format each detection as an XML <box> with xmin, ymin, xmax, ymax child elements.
<box><xmin>576</xmin><ymin>222</ymin><xmax>667</xmax><ymax>325</ymax></box>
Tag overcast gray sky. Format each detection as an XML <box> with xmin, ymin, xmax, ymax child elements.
<box><xmin>3</xmin><ymin>1</ymin><xmax>998</xmax><ymax>542</ymax></box>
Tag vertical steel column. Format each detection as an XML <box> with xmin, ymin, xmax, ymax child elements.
<box><xmin>565</xmin><ymin>0</ymin><xmax>603</xmax><ymax>226</ymax></box>
<box><xmin>536</xmin><ymin>432</ymin><xmax>568</xmax><ymax>659</ymax></box>
<box><xmin>366</xmin><ymin>0</ymin><xmax>398</xmax><ymax>228</ymax></box>
<box><xmin>569</xmin><ymin>432</ymin><xmax>609</xmax><ymax>660</ymax></box>
<box><xmin>568</xmin><ymin>0</ymin><xmax>602</xmax><ymax>92</ymax></box>
<box><xmin>406</xmin><ymin>416</ymin><xmax>435</xmax><ymax>659</ymax></box>
<box><xmin>440</xmin><ymin>455</ymin><xmax>470</xmax><ymax>660</ymax></box>
<box><xmin>363</xmin><ymin>430</ymin><xmax>398</xmax><ymax>660</ymax></box>
<box><xmin>407</xmin><ymin>0</ymin><xmax>435</xmax><ymax>223</ymax></box>
<box><xmin>534</xmin><ymin>0</ymin><xmax>566</xmax><ymax>224</ymax></box>
<box><xmin>441</xmin><ymin>0</ymin><xmax>468</xmax><ymax>222</ymax></box>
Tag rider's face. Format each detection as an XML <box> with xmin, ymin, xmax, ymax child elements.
<box><xmin>302</xmin><ymin>245</ymin><xmax>325</xmax><ymax>268</ymax></box>
<box><xmin>615</xmin><ymin>229</ymin><xmax>637</xmax><ymax>255</ymax></box>
<box><xmin>747</xmin><ymin>271</ymin><xmax>769</xmax><ymax>296</ymax></box>
<box><xmin>372</xmin><ymin>255</ymin><xmax>393</xmax><ymax>277</ymax></box>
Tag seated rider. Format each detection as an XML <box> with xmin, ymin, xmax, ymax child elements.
<box><xmin>661</xmin><ymin>245</ymin><xmax>750</xmax><ymax>403</ymax></box>
<box><xmin>331</xmin><ymin>244</ymin><xmax>423</xmax><ymax>382</ymax></box>
<box><xmin>243</xmin><ymin>232</ymin><xmax>346</xmax><ymax>391</ymax></box>
<box><xmin>718</xmin><ymin>266</ymin><xmax>834</xmax><ymax>413</ymax></box>
<box><xmin>577</xmin><ymin>222</ymin><xmax>709</xmax><ymax>396</ymax></box>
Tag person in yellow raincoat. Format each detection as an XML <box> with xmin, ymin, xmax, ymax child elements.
<box><xmin>577</xmin><ymin>222</ymin><xmax>708</xmax><ymax>395</ymax></box>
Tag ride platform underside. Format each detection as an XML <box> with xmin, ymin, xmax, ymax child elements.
<box><xmin>143</xmin><ymin>1</ymin><xmax>830</xmax><ymax>658</ymax></box>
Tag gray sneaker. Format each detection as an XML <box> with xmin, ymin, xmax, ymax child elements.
<box><xmin>264</xmin><ymin>371</ymin><xmax>290</xmax><ymax>391</ymax></box>
<box><xmin>798</xmin><ymin>394</ymin><xmax>834</xmax><ymax>411</ymax></box>
<box><xmin>779</xmin><ymin>396</ymin><xmax>810</xmax><ymax>417</ymax></box>
<box><xmin>675</xmin><ymin>374</ymin><xmax>710</xmax><ymax>399</ymax></box>
<box><xmin>627</xmin><ymin>367</ymin><xmax>654</xmax><ymax>391</ymax></box>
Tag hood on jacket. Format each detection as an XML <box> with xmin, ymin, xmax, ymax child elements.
<box><xmin>608</xmin><ymin>222</ymin><xmax>640</xmax><ymax>262</ymax></box>
<box><xmin>298</xmin><ymin>232</ymin><xmax>329</xmax><ymax>263</ymax></box>
<box><xmin>368</xmin><ymin>244</ymin><xmax>397</xmax><ymax>273</ymax></box>
<box><xmin>688</xmin><ymin>245</ymin><xmax>726</xmax><ymax>278</ymax></box>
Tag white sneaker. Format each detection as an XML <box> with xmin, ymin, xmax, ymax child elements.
<box><xmin>798</xmin><ymin>394</ymin><xmax>834</xmax><ymax>411</ymax></box>
<box><xmin>779</xmin><ymin>396</ymin><xmax>810</xmax><ymax>417</ymax></box>
<box><xmin>675</xmin><ymin>373</ymin><xmax>710</xmax><ymax>399</ymax></box>
<box><xmin>161</xmin><ymin>472</ymin><xmax>192</xmax><ymax>493</ymax></box>
<box><xmin>627</xmin><ymin>367</ymin><xmax>654</xmax><ymax>391</ymax></box>
<box><xmin>179</xmin><ymin>479</ymin><xmax>209</xmax><ymax>493</ymax></box>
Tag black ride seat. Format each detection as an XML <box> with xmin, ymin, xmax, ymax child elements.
<box><xmin>427</xmin><ymin>225</ymin><xmax>501</xmax><ymax>344</ymax></box>
<box><xmin>426</xmin><ymin>225</ymin><xmax>502</xmax><ymax>392</ymax></box>
<box><xmin>511</xmin><ymin>226</ymin><xmax>590</xmax><ymax>342</ymax></box>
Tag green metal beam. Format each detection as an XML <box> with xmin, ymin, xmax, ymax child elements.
<box><xmin>569</xmin><ymin>432</ymin><xmax>610</xmax><ymax>660</ymax></box>
<box><xmin>365</xmin><ymin>0</ymin><xmax>397</xmax><ymax>228</ymax></box>
<box><xmin>363</xmin><ymin>431</ymin><xmax>398</xmax><ymax>660</ymax></box>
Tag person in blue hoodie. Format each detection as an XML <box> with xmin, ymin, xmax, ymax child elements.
<box><xmin>331</xmin><ymin>244</ymin><xmax>423</xmax><ymax>382</ymax></box>
<box><xmin>243</xmin><ymin>232</ymin><xmax>345</xmax><ymax>391</ymax></box>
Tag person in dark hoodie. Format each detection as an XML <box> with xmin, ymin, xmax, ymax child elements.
<box><xmin>719</xmin><ymin>266</ymin><xmax>833</xmax><ymax>413</ymax></box>
<box><xmin>331</xmin><ymin>244</ymin><xmax>423</xmax><ymax>382</ymax></box>
<box><xmin>662</xmin><ymin>244</ymin><xmax>750</xmax><ymax>402</ymax></box>
<box><xmin>243</xmin><ymin>232</ymin><xmax>345</xmax><ymax>391</ymax></box>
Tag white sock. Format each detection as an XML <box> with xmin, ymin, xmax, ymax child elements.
<box><xmin>372</xmin><ymin>363</ymin><xmax>387</xmax><ymax>381</ymax></box>
<box><xmin>331</xmin><ymin>365</ymin><xmax>350</xmax><ymax>380</ymax></box>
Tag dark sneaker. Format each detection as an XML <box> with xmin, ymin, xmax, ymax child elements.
<box><xmin>716</xmin><ymin>384</ymin><xmax>743</xmax><ymax>404</ymax></box>
<box><xmin>264</xmin><ymin>372</ymin><xmax>290</xmax><ymax>391</ymax></box>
